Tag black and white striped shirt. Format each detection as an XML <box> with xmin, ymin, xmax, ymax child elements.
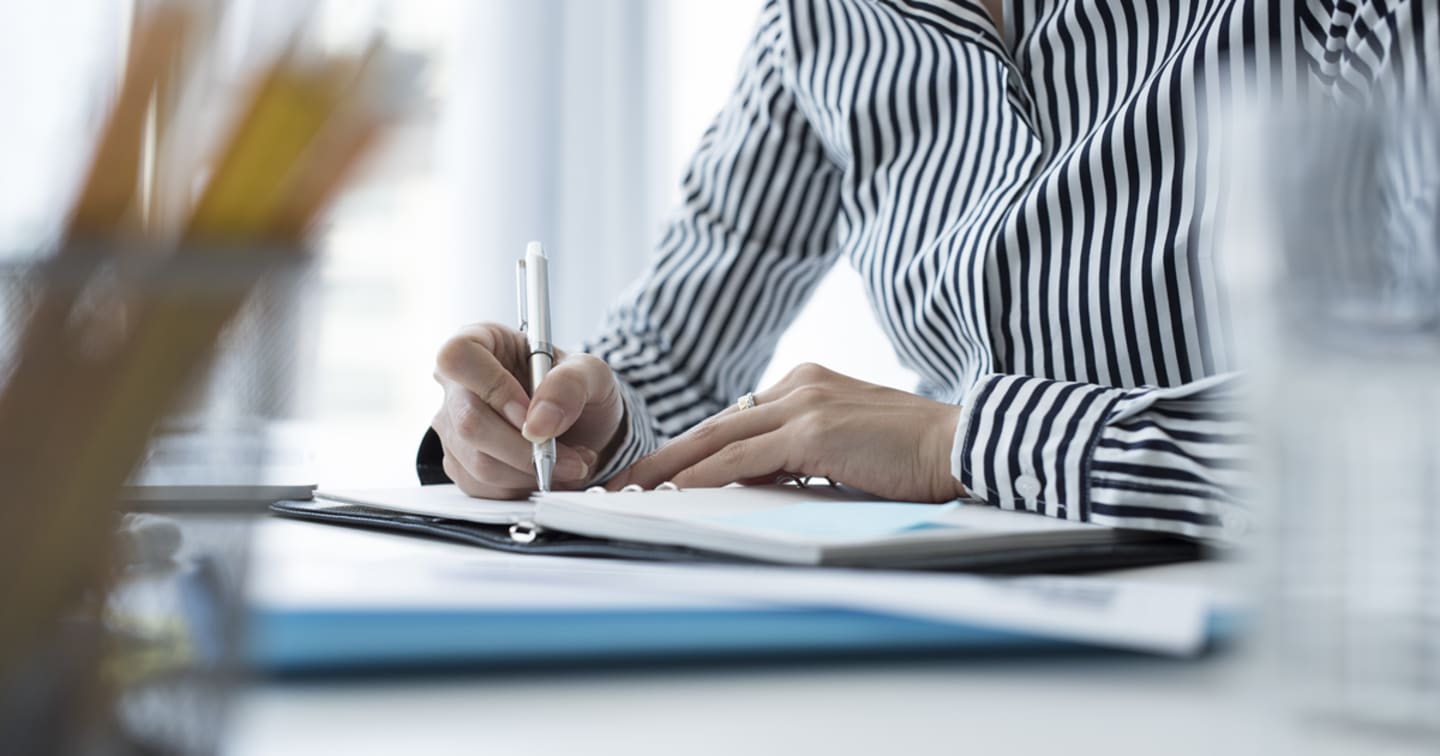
<box><xmin>585</xmin><ymin>0</ymin><xmax>1437</xmax><ymax>539</ymax></box>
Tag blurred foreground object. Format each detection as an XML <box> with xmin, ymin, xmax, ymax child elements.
<box><xmin>1226</xmin><ymin>103</ymin><xmax>1440</xmax><ymax>736</ymax></box>
<box><xmin>0</xmin><ymin>1</ymin><xmax>413</xmax><ymax>752</ymax></box>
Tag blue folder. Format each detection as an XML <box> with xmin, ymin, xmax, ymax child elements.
<box><xmin>248</xmin><ymin>606</ymin><xmax>1087</xmax><ymax>674</ymax></box>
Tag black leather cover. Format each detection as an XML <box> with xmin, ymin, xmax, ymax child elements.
<box><xmin>269</xmin><ymin>499</ymin><xmax>1204</xmax><ymax>573</ymax></box>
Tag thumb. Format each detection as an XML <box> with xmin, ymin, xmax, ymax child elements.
<box><xmin>521</xmin><ymin>353</ymin><xmax>618</xmax><ymax>443</ymax></box>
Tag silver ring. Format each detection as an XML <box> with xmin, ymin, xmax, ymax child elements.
<box><xmin>737</xmin><ymin>392</ymin><xmax>758</xmax><ymax>410</ymax></box>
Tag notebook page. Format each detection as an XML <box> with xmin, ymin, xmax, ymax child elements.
<box><xmin>315</xmin><ymin>484</ymin><xmax>534</xmax><ymax>525</ymax></box>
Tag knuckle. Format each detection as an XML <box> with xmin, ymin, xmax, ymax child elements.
<box><xmin>569</xmin><ymin>353</ymin><xmax>607</xmax><ymax>374</ymax></box>
<box><xmin>720</xmin><ymin>439</ymin><xmax>750</xmax><ymax>467</ymax></box>
<box><xmin>451</xmin><ymin>401</ymin><xmax>486</xmax><ymax>440</ymax></box>
<box><xmin>794</xmin><ymin>412</ymin><xmax>830</xmax><ymax>441</ymax></box>
<box><xmin>544</xmin><ymin>368</ymin><xmax>583</xmax><ymax>397</ymax></box>
<box><xmin>460</xmin><ymin>322</ymin><xmax>507</xmax><ymax>348</ymax></box>
<box><xmin>787</xmin><ymin>362</ymin><xmax>827</xmax><ymax>384</ymax></box>
<box><xmin>434</xmin><ymin>335</ymin><xmax>473</xmax><ymax>378</ymax></box>
<box><xmin>790</xmin><ymin>383</ymin><xmax>831</xmax><ymax>406</ymax></box>
<box><xmin>689</xmin><ymin>417</ymin><xmax>721</xmax><ymax>444</ymax></box>
<box><xmin>469</xmin><ymin>452</ymin><xmax>506</xmax><ymax>482</ymax></box>
<box><xmin>474</xmin><ymin>370</ymin><xmax>512</xmax><ymax>406</ymax></box>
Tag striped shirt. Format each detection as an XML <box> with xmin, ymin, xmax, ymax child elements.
<box><xmin>584</xmin><ymin>0</ymin><xmax>1437</xmax><ymax>540</ymax></box>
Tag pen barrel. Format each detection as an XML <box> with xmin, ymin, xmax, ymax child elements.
<box><xmin>527</xmin><ymin>350</ymin><xmax>554</xmax><ymax>398</ymax></box>
<box><xmin>523</xmin><ymin>243</ymin><xmax>550</xmax><ymax>349</ymax></box>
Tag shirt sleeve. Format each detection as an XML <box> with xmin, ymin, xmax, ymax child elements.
<box><xmin>944</xmin><ymin>3</ymin><xmax>1438</xmax><ymax>539</ymax></box>
<box><xmin>585</xmin><ymin>0</ymin><xmax>843</xmax><ymax>483</ymax></box>
<box><xmin>951</xmin><ymin>373</ymin><xmax>1249</xmax><ymax>542</ymax></box>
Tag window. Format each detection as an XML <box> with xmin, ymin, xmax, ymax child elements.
<box><xmin>0</xmin><ymin>2</ymin><xmax>914</xmax><ymax>485</ymax></box>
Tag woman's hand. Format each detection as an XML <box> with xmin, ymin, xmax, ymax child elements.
<box><xmin>607</xmin><ymin>363</ymin><xmax>967</xmax><ymax>502</ymax></box>
<box><xmin>432</xmin><ymin>323</ymin><xmax>625</xmax><ymax>499</ymax></box>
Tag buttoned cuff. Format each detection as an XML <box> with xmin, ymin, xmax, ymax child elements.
<box><xmin>588</xmin><ymin>374</ymin><xmax>663</xmax><ymax>484</ymax></box>
<box><xmin>950</xmin><ymin>374</ymin><xmax>1126</xmax><ymax>521</ymax></box>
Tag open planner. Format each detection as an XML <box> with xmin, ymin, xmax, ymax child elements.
<box><xmin>271</xmin><ymin>483</ymin><xmax>1203</xmax><ymax>572</ymax></box>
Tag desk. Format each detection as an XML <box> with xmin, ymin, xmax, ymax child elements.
<box><xmin>165</xmin><ymin>516</ymin><xmax>1432</xmax><ymax>756</ymax></box>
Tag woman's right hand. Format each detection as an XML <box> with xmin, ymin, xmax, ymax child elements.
<box><xmin>432</xmin><ymin>323</ymin><xmax>625</xmax><ymax>499</ymax></box>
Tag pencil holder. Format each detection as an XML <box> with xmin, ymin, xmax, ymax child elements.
<box><xmin>0</xmin><ymin>241</ymin><xmax>308</xmax><ymax>755</ymax></box>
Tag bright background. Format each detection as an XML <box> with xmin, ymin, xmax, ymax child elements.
<box><xmin>0</xmin><ymin>0</ymin><xmax>913</xmax><ymax>479</ymax></box>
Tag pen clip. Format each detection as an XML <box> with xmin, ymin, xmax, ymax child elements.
<box><xmin>515</xmin><ymin>259</ymin><xmax>528</xmax><ymax>333</ymax></box>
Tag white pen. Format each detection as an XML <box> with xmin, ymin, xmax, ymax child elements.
<box><xmin>516</xmin><ymin>241</ymin><xmax>557</xmax><ymax>492</ymax></box>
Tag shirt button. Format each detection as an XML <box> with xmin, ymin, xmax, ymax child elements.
<box><xmin>1015</xmin><ymin>475</ymin><xmax>1042</xmax><ymax>498</ymax></box>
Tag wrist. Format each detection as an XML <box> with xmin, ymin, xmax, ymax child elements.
<box><xmin>933</xmin><ymin>402</ymin><xmax>968</xmax><ymax>500</ymax></box>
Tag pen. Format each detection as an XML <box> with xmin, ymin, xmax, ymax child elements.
<box><xmin>517</xmin><ymin>241</ymin><xmax>556</xmax><ymax>492</ymax></box>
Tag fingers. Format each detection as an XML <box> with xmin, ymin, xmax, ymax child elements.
<box><xmin>435</xmin><ymin>395</ymin><xmax>593</xmax><ymax>494</ymax></box>
<box><xmin>442</xmin><ymin>444</ymin><xmax>531</xmax><ymax>499</ymax></box>
<box><xmin>435</xmin><ymin>325</ymin><xmax>531</xmax><ymax>427</ymax></box>
<box><xmin>442</xmin><ymin>389</ymin><xmax>533</xmax><ymax>469</ymax></box>
<box><xmin>670</xmin><ymin>432</ymin><xmax>790</xmax><ymax>490</ymax></box>
<box><xmin>444</xmin><ymin>398</ymin><xmax>592</xmax><ymax>478</ymax></box>
<box><xmin>709</xmin><ymin>379</ymin><xmax>791</xmax><ymax>422</ymax></box>
<box><xmin>523</xmin><ymin>353</ymin><xmax>619</xmax><ymax>443</ymax></box>
<box><xmin>433</xmin><ymin>324</ymin><xmax>608</xmax><ymax>497</ymax></box>
<box><xmin>609</xmin><ymin>403</ymin><xmax>784</xmax><ymax>490</ymax></box>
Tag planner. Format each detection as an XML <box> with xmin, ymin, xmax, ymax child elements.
<box><xmin>273</xmin><ymin>483</ymin><xmax>1203</xmax><ymax>572</ymax></box>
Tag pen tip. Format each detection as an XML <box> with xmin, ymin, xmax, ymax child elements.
<box><xmin>535</xmin><ymin>455</ymin><xmax>553</xmax><ymax>493</ymax></box>
<box><xmin>526</xmin><ymin>241</ymin><xmax>544</xmax><ymax>258</ymax></box>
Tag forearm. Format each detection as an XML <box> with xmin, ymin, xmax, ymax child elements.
<box><xmin>952</xmin><ymin>372</ymin><xmax>1249</xmax><ymax>540</ymax></box>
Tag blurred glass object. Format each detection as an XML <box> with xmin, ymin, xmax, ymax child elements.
<box><xmin>109</xmin><ymin>546</ymin><xmax>253</xmax><ymax>755</ymax></box>
<box><xmin>1226</xmin><ymin>103</ymin><xmax>1440</xmax><ymax>736</ymax></box>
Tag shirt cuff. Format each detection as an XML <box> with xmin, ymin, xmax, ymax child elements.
<box><xmin>950</xmin><ymin>374</ymin><xmax>1126</xmax><ymax>521</ymax></box>
<box><xmin>588</xmin><ymin>374</ymin><xmax>663</xmax><ymax>484</ymax></box>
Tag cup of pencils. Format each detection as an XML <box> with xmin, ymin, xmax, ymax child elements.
<box><xmin>0</xmin><ymin>3</ymin><xmax>416</xmax><ymax>752</ymax></box>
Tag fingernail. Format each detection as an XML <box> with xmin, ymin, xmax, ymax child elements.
<box><xmin>523</xmin><ymin>400</ymin><xmax>564</xmax><ymax>442</ymax></box>
<box><xmin>502</xmin><ymin>402</ymin><xmax>527</xmax><ymax>429</ymax></box>
<box><xmin>575</xmin><ymin>446</ymin><xmax>599</xmax><ymax>467</ymax></box>
<box><xmin>556</xmin><ymin>456</ymin><xmax>588</xmax><ymax>480</ymax></box>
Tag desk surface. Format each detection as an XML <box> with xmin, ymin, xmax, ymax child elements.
<box><xmin>165</xmin><ymin>515</ymin><xmax>1433</xmax><ymax>756</ymax></box>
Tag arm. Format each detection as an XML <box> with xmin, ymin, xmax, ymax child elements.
<box><xmin>417</xmin><ymin>0</ymin><xmax>841</xmax><ymax>492</ymax></box>
<box><xmin>954</xmin><ymin>0</ymin><xmax>1438</xmax><ymax>540</ymax></box>
<box><xmin>953</xmin><ymin>0</ymin><xmax>1437</xmax><ymax>540</ymax></box>
<box><xmin>584</xmin><ymin>0</ymin><xmax>843</xmax><ymax>481</ymax></box>
<box><xmin>952</xmin><ymin>373</ymin><xmax>1247</xmax><ymax>540</ymax></box>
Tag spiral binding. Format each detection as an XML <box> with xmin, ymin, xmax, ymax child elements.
<box><xmin>577</xmin><ymin>475</ymin><xmax>839</xmax><ymax>494</ymax></box>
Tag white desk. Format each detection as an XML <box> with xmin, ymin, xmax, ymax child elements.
<box><xmin>226</xmin><ymin>646</ymin><xmax>1426</xmax><ymax>755</ymax></box>
<box><xmin>210</xmin><ymin>521</ymin><xmax>1432</xmax><ymax>756</ymax></box>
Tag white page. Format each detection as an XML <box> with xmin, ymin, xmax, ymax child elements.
<box><xmin>536</xmin><ymin>487</ymin><xmax>1118</xmax><ymax>540</ymax></box>
<box><xmin>433</xmin><ymin>556</ymin><xmax>1212</xmax><ymax>657</ymax></box>
<box><xmin>251</xmin><ymin>518</ymin><xmax>1214</xmax><ymax>656</ymax></box>
<box><xmin>314</xmin><ymin>484</ymin><xmax>533</xmax><ymax>525</ymax></box>
<box><xmin>532</xmin><ymin>486</ymin><xmax>1126</xmax><ymax>565</ymax></box>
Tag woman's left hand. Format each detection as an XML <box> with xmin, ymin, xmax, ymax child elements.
<box><xmin>608</xmin><ymin>363</ymin><xmax>967</xmax><ymax>502</ymax></box>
